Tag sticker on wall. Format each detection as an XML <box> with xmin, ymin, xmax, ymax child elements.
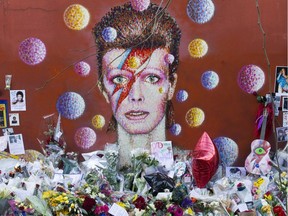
<box><xmin>188</xmin><ymin>38</ymin><xmax>208</xmax><ymax>58</ymax></box>
<box><xmin>185</xmin><ymin>107</ymin><xmax>205</xmax><ymax>127</ymax></box>
<box><xmin>74</xmin><ymin>61</ymin><xmax>91</xmax><ymax>77</ymax></box>
<box><xmin>74</xmin><ymin>127</ymin><xmax>96</xmax><ymax>149</ymax></box>
<box><xmin>92</xmin><ymin>114</ymin><xmax>105</xmax><ymax>130</ymax></box>
<box><xmin>213</xmin><ymin>136</ymin><xmax>239</xmax><ymax>166</ymax></box>
<box><xmin>64</xmin><ymin>4</ymin><xmax>90</xmax><ymax>30</ymax></box>
<box><xmin>187</xmin><ymin>0</ymin><xmax>215</xmax><ymax>24</ymax></box>
<box><xmin>56</xmin><ymin>92</ymin><xmax>85</xmax><ymax>120</ymax></box>
<box><xmin>10</xmin><ymin>90</ymin><xmax>26</xmax><ymax>111</ymax></box>
<box><xmin>130</xmin><ymin>0</ymin><xmax>150</xmax><ymax>12</ymax></box>
<box><xmin>176</xmin><ymin>90</ymin><xmax>188</xmax><ymax>102</ymax></box>
<box><xmin>19</xmin><ymin>37</ymin><xmax>46</xmax><ymax>65</ymax></box>
<box><xmin>237</xmin><ymin>64</ymin><xmax>265</xmax><ymax>94</ymax></box>
<box><xmin>170</xmin><ymin>123</ymin><xmax>182</xmax><ymax>136</ymax></box>
<box><xmin>201</xmin><ymin>70</ymin><xmax>219</xmax><ymax>90</ymax></box>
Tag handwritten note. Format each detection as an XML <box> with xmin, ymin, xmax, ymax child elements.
<box><xmin>151</xmin><ymin>141</ymin><xmax>174</xmax><ymax>169</ymax></box>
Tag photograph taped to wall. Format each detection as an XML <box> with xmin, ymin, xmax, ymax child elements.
<box><xmin>2</xmin><ymin>127</ymin><xmax>14</xmax><ymax>136</ymax></box>
<box><xmin>276</xmin><ymin>126</ymin><xmax>288</xmax><ymax>142</ymax></box>
<box><xmin>8</xmin><ymin>134</ymin><xmax>25</xmax><ymax>155</ymax></box>
<box><xmin>266</xmin><ymin>93</ymin><xmax>281</xmax><ymax>116</ymax></box>
<box><xmin>0</xmin><ymin>100</ymin><xmax>8</xmax><ymax>128</ymax></box>
<box><xmin>275</xmin><ymin>66</ymin><xmax>288</xmax><ymax>95</ymax></box>
<box><xmin>282</xmin><ymin>96</ymin><xmax>288</xmax><ymax>111</ymax></box>
<box><xmin>10</xmin><ymin>90</ymin><xmax>26</xmax><ymax>111</ymax></box>
<box><xmin>9</xmin><ymin>113</ymin><xmax>20</xmax><ymax>126</ymax></box>
<box><xmin>283</xmin><ymin>112</ymin><xmax>288</xmax><ymax>127</ymax></box>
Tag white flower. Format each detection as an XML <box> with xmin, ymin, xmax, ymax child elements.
<box><xmin>134</xmin><ymin>208</ymin><xmax>145</xmax><ymax>216</ymax></box>
<box><xmin>98</xmin><ymin>193</ymin><xmax>105</xmax><ymax>198</ymax></box>
<box><xmin>131</xmin><ymin>148</ymin><xmax>149</xmax><ymax>157</ymax></box>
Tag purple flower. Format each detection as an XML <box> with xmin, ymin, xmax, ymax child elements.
<box><xmin>181</xmin><ymin>197</ymin><xmax>193</xmax><ymax>208</ymax></box>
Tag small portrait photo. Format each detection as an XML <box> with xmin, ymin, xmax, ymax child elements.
<box><xmin>275</xmin><ymin>66</ymin><xmax>288</xmax><ymax>94</ymax></box>
<box><xmin>282</xmin><ymin>96</ymin><xmax>288</xmax><ymax>111</ymax></box>
<box><xmin>2</xmin><ymin>127</ymin><xmax>14</xmax><ymax>136</ymax></box>
<box><xmin>276</xmin><ymin>126</ymin><xmax>288</xmax><ymax>142</ymax></box>
<box><xmin>9</xmin><ymin>113</ymin><xmax>20</xmax><ymax>126</ymax></box>
<box><xmin>10</xmin><ymin>90</ymin><xmax>26</xmax><ymax>111</ymax></box>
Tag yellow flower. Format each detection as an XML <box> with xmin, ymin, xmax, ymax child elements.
<box><xmin>56</xmin><ymin>209</ymin><xmax>69</xmax><ymax>216</ymax></box>
<box><xmin>132</xmin><ymin>194</ymin><xmax>138</xmax><ymax>202</ymax></box>
<box><xmin>261</xmin><ymin>205</ymin><xmax>271</xmax><ymax>213</ymax></box>
<box><xmin>184</xmin><ymin>207</ymin><xmax>195</xmax><ymax>215</ymax></box>
<box><xmin>264</xmin><ymin>193</ymin><xmax>272</xmax><ymax>201</ymax></box>
<box><xmin>42</xmin><ymin>191</ymin><xmax>54</xmax><ymax>199</ymax></box>
<box><xmin>117</xmin><ymin>202</ymin><xmax>127</xmax><ymax>209</ymax></box>
<box><xmin>70</xmin><ymin>203</ymin><xmax>75</xmax><ymax>209</ymax></box>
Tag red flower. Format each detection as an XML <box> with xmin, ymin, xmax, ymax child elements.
<box><xmin>94</xmin><ymin>205</ymin><xmax>109</xmax><ymax>214</ymax></box>
<box><xmin>82</xmin><ymin>196</ymin><xmax>96</xmax><ymax>212</ymax></box>
<box><xmin>154</xmin><ymin>200</ymin><xmax>165</xmax><ymax>211</ymax></box>
<box><xmin>273</xmin><ymin>206</ymin><xmax>286</xmax><ymax>216</ymax></box>
<box><xmin>133</xmin><ymin>196</ymin><xmax>147</xmax><ymax>210</ymax></box>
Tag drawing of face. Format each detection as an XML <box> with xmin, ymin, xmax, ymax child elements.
<box><xmin>102</xmin><ymin>48</ymin><xmax>177</xmax><ymax>134</ymax></box>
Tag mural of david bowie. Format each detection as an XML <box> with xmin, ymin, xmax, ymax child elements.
<box><xmin>93</xmin><ymin>2</ymin><xmax>181</xmax><ymax>168</ymax></box>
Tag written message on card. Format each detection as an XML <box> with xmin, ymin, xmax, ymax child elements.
<box><xmin>151</xmin><ymin>141</ymin><xmax>174</xmax><ymax>169</ymax></box>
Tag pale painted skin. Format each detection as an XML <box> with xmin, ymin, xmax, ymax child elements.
<box><xmin>100</xmin><ymin>48</ymin><xmax>177</xmax><ymax>167</ymax></box>
<box><xmin>102</xmin><ymin>48</ymin><xmax>176</xmax><ymax>135</ymax></box>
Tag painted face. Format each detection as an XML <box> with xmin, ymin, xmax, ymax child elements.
<box><xmin>102</xmin><ymin>48</ymin><xmax>176</xmax><ymax>134</ymax></box>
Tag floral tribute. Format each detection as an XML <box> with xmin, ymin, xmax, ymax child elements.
<box><xmin>0</xmin><ymin>123</ymin><xmax>287</xmax><ymax>215</ymax></box>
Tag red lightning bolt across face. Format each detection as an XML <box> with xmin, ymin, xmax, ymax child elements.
<box><xmin>112</xmin><ymin>48</ymin><xmax>154</xmax><ymax>112</ymax></box>
<box><xmin>112</xmin><ymin>73</ymin><xmax>137</xmax><ymax>112</ymax></box>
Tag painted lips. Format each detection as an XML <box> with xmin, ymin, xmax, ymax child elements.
<box><xmin>125</xmin><ymin>110</ymin><xmax>149</xmax><ymax>120</ymax></box>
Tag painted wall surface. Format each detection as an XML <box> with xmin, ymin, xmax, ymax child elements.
<box><xmin>0</xmin><ymin>0</ymin><xmax>287</xmax><ymax>165</ymax></box>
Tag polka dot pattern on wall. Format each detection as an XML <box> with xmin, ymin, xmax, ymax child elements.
<box><xmin>74</xmin><ymin>127</ymin><xmax>96</xmax><ymax>149</ymax></box>
<box><xmin>63</xmin><ymin>4</ymin><xmax>90</xmax><ymax>30</ymax></box>
<box><xmin>56</xmin><ymin>92</ymin><xmax>85</xmax><ymax>120</ymax></box>
<box><xmin>19</xmin><ymin>37</ymin><xmax>46</xmax><ymax>65</ymax></box>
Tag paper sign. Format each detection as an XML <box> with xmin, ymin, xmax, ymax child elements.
<box><xmin>8</xmin><ymin>134</ymin><xmax>25</xmax><ymax>155</ymax></box>
<box><xmin>283</xmin><ymin>112</ymin><xmax>288</xmax><ymax>127</ymax></box>
<box><xmin>151</xmin><ymin>141</ymin><xmax>174</xmax><ymax>169</ymax></box>
<box><xmin>238</xmin><ymin>203</ymin><xmax>248</xmax><ymax>212</ymax></box>
<box><xmin>0</xmin><ymin>136</ymin><xmax>8</xmax><ymax>151</ymax></box>
<box><xmin>108</xmin><ymin>203</ymin><xmax>129</xmax><ymax>216</ymax></box>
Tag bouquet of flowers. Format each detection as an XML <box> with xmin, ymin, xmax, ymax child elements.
<box><xmin>42</xmin><ymin>188</ymin><xmax>85</xmax><ymax>215</ymax></box>
<box><xmin>37</xmin><ymin>113</ymin><xmax>66</xmax><ymax>168</ymax></box>
<box><xmin>121</xmin><ymin>148</ymin><xmax>159</xmax><ymax>193</ymax></box>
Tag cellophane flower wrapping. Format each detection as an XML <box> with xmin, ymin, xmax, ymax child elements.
<box><xmin>37</xmin><ymin>113</ymin><xmax>66</xmax><ymax>169</ymax></box>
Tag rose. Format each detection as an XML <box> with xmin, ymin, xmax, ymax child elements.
<box><xmin>133</xmin><ymin>196</ymin><xmax>147</xmax><ymax>210</ymax></box>
<box><xmin>82</xmin><ymin>196</ymin><xmax>96</xmax><ymax>212</ymax></box>
<box><xmin>154</xmin><ymin>200</ymin><xmax>165</xmax><ymax>211</ymax></box>
<box><xmin>273</xmin><ymin>206</ymin><xmax>286</xmax><ymax>216</ymax></box>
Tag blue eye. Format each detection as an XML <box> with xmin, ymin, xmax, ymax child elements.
<box><xmin>145</xmin><ymin>75</ymin><xmax>160</xmax><ymax>84</ymax></box>
<box><xmin>112</xmin><ymin>76</ymin><xmax>128</xmax><ymax>85</ymax></box>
